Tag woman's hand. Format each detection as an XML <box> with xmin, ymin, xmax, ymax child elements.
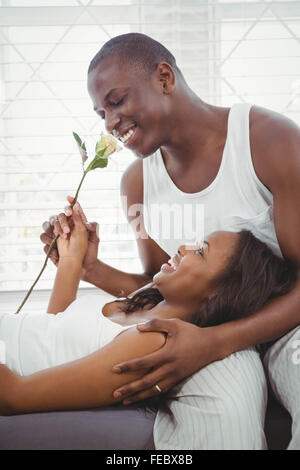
<box><xmin>40</xmin><ymin>196</ymin><xmax>100</xmax><ymax>278</ymax></box>
<box><xmin>53</xmin><ymin>202</ymin><xmax>88</xmax><ymax>264</ymax></box>
<box><xmin>111</xmin><ymin>318</ymin><xmax>225</xmax><ymax>404</ymax></box>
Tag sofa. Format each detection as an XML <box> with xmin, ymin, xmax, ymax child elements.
<box><xmin>0</xmin><ymin>390</ymin><xmax>291</xmax><ymax>450</ymax></box>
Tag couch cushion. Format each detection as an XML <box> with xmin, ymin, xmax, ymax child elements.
<box><xmin>0</xmin><ymin>396</ymin><xmax>292</xmax><ymax>450</ymax></box>
<box><xmin>0</xmin><ymin>405</ymin><xmax>156</xmax><ymax>450</ymax></box>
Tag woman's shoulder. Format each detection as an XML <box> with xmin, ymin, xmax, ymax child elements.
<box><xmin>102</xmin><ymin>299</ymin><xmax>127</xmax><ymax>317</ymax></box>
<box><xmin>113</xmin><ymin>326</ymin><xmax>166</xmax><ymax>354</ymax></box>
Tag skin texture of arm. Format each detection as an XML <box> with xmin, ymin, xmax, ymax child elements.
<box><xmin>111</xmin><ymin>105</ymin><xmax>300</xmax><ymax>404</ymax></box>
<box><xmin>3</xmin><ymin>328</ymin><xmax>165</xmax><ymax>415</ymax></box>
<box><xmin>47</xmin><ymin>257</ymin><xmax>82</xmax><ymax>314</ymax></box>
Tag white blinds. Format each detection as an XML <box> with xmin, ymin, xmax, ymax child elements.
<box><xmin>1</xmin><ymin>0</ymin><xmax>300</xmax><ymax>292</ymax></box>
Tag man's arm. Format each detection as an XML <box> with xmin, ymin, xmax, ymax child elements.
<box><xmin>217</xmin><ymin>105</ymin><xmax>300</xmax><ymax>355</ymax></box>
<box><xmin>82</xmin><ymin>259</ymin><xmax>152</xmax><ymax>298</ymax></box>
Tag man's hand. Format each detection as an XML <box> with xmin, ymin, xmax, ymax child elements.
<box><xmin>40</xmin><ymin>195</ymin><xmax>99</xmax><ymax>280</ymax></box>
<box><xmin>112</xmin><ymin>318</ymin><xmax>222</xmax><ymax>404</ymax></box>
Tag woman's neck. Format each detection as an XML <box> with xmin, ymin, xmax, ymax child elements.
<box><xmin>145</xmin><ymin>300</ymin><xmax>197</xmax><ymax>323</ymax></box>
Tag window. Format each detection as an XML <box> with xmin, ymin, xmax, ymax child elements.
<box><xmin>1</xmin><ymin>0</ymin><xmax>299</xmax><ymax>311</ymax></box>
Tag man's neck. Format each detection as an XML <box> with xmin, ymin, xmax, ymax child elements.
<box><xmin>160</xmin><ymin>96</ymin><xmax>229</xmax><ymax>168</ymax></box>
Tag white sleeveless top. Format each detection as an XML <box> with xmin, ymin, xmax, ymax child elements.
<box><xmin>0</xmin><ymin>295</ymin><xmax>136</xmax><ymax>376</ymax></box>
<box><xmin>143</xmin><ymin>103</ymin><xmax>281</xmax><ymax>258</ymax></box>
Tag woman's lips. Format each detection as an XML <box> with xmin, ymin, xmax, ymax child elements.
<box><xmin>161</xmin><ymin>263</ymin><xmax>176</xmax><ymax>273</ymax></box>
<box><xmin>160</xmin><ymin>253</ymin><xmax>181</xmax><ymax>273</ymax></box>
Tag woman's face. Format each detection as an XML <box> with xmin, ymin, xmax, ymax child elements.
<box><xmin>153</xmin><ymin>231</ymin><xmax>239</xmax><ymax>315</ymax></box>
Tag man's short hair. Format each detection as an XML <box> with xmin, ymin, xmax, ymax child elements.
<box><xmin>88</xmin><ymin>32</ymin><xmax>185</xmax><ymax>82</ymax></box>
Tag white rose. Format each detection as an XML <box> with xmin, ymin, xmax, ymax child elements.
<box><xmin>96</xmin><ymin>133</ymin><xmax>120</xmax><ymax>157</ymax></box>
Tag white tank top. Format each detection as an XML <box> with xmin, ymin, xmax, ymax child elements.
<box><xmin>0</xmin><ymin>295</ymin><xmax>137</xmax><ymax>376</ymax></box>
<box><xmin>143</xmin><ymin>103</ymin><xmax>281</xmax><ymax>258</ymax></box>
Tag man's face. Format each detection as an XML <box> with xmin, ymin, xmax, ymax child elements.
<box><xmin>87</xmin><ymin>56</ymin><xmax>170</xmax><ymax>158</ymax></box>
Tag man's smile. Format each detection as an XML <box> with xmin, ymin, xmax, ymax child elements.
<box><xmin>116</xmin><ymin>124</ymin><xmax>138</xmax><ymax>148</ymax></box>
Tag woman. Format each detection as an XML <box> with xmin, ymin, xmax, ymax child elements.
<box><xmin>0</xmin><ymin>205</ymin><xmax>297</xmax><ymax>415</ymax></box>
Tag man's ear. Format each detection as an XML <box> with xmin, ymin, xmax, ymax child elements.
<box><xmin>155</xmin><ymin>62</ymin><xmax>176</xmax><ymax>94</ymax></box>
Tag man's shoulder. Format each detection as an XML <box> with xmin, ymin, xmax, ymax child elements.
<box><xmin>249</xmin><ymin>105</ymin><xmax>300</xmax><ymax>189</ymax></box>
<box><xmin>250</xmin><ymin>105</ymin><xmax>300</xmax><ymax>139</ymax></box>
<box><xmin>120</xmin><ymin>158</ymin><xmax>143</xmax><ymax>204</ymax></box>
<box><xmin>120</xmin><ymin>149</ymin><xmax>159</xmax><ymax>203</ymax></box>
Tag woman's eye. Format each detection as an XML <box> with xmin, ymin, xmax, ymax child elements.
<box><xmin>196</xmin><ymin>246</ymin><xmax>204</xmax><ymax>256</ymax></box>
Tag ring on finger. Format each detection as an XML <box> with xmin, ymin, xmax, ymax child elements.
<box><xmin>155</xmin><ymin>384</ymin><xmax>162</xmax><ymax>393</ymax></box>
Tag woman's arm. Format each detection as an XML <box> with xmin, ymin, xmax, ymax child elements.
<box><xmin>46</xmin><ymin>205</ymin><xmax>88</xmax><ymax>314</ymax></box>
<box><xmin>47</xmin><ymin>258</ymin><xmax>82</xmax><ymax>314</ymax></box>
<box><xmin>2</xmin><ymin>328</ymin><xmax>165</xmax><ymax>415</ymax></box>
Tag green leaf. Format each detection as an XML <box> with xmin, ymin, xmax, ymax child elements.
<box><xmin>73</xmin><ymin>132</ymin><xmax>87</xmax><ymax>151</ymax></box>
<box><xmin>73</xmin><ymin>131</ymin><xmax>88</xmax><ymax>164</ymax></box>
<box><xmin>93</xmin><ymin>158</ymin><xmax>108</xmax><ymax>169</ymax></box>
<box><xmin>87</xmin><ymin>157</ymin><xmax>108</xmax><ymax>171</ymax></box>
<box><xmin>73</xmin><ymin>132</ymin><xmax>82</xmax><ymax>146</ymax></box>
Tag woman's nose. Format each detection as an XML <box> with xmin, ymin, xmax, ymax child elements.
<box><xmin>177</xmin><ymin>245</ymin><xmax>185</xmax><ymax>256</ymax></box>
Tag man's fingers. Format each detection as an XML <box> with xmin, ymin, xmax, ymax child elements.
<box><xmin>49</xmin><ymin>214</ymin><xmax>58</xmax><ymax>225</ymax></box>
<box><xmin>113</xmin><ymin>366</ymin><xmax>170</xmax><ymax>400</ymax></box>
<box><xmin>43</xmin><ymin>245</ymin><xmax>58</xmax><ymax>258</ymax></box>
<box><xmin>137</xmin><ymin>318</ymin><xmax>179</xmax><ymax>336</ymax></box>
<box><xmin>86</xmin><ymin>222</ymin><xmax>100</xmax><ymax>240</ymax></box>
<box><xmin>122</xmin><ymin>379</ymin><xmax>173</xmax><ymax>405</ymax></box>
<box><xmin>112</xmin><ymin>349</ymin><xmax>167</xmax><ymax>374</ymax></box>
<box><xmin>43</xmin><ymin>245</ymin><xmax>59</xmax><ymax>265</ymax></box>
<box><xmin>40</xmin><ymin>232</ymin><xmax>54</xmax><ymax>245</ymax></box>
<box><xmin>42</xmin><ymin>221</ymin><xmax>51</xmax><ymax>232</ymax></box>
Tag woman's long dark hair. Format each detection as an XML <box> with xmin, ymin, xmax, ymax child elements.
<box><xmin>123</xmin><ymin>230</ymin><xmax>298</xmax><ymax>415</ymax></box>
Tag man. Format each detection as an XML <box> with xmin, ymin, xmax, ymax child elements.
<box><xmin>41</xmin><ymin>33</ymin><xmax>300</xmax><ymax>449</ymax></box>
